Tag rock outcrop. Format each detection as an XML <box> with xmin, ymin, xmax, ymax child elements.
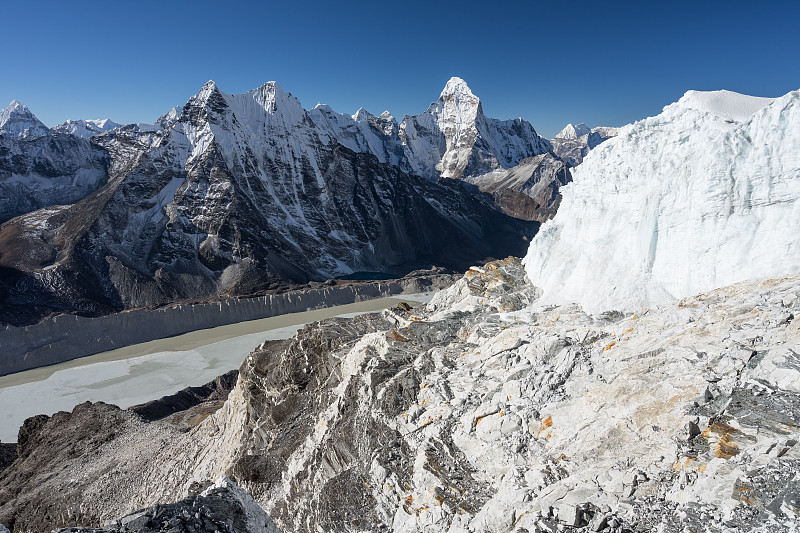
<box><xmin>129</xmin><ymin>369</ymin><xmax>239</xmax><ymax>424</ymax></box>
<box><xmin>2</xmin><ymin>258</ymin><xmax>799</xmax><ymax>532</ymax></box>
<box><xmin>54</xmin><ymin>477</ymin><xmax>280</xmax><ymax>533</ymax></box>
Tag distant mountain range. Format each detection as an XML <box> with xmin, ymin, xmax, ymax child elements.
<box><xmin>1</xmin><ymin>78</ymin><xmax>613</xmax><ymax>326</ymax></box>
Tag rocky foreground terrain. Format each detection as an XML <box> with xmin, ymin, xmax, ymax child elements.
<box><xmin>1</xmin><ymin>258</ymin><xmax>798</xmax><ymax>532</ymax></box>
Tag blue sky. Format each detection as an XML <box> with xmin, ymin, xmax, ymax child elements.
<box><xmin>2</xmin><ymin>0</ymin><xmax>798</xmax><ymax>138</ymax></box>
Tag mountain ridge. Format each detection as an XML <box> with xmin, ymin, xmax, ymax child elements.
<box><xmin>0</xmin><ymin>78</ymin><xmax>542</xmax><ymax>326</ymax></box>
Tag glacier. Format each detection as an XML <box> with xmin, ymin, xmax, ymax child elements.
<box><xmin>524</xmin><ymin>88</ymin><xmax>800</xmax><ymax>314</ymax></box>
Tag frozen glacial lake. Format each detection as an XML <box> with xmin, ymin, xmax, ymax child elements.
<box><xmin>0</xmin><ymin>293</ymin><xmax>433</xmax><ymax>443</ymax></box>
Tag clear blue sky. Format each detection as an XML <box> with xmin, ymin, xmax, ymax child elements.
<box><xmin>2</xmin><ymin>0</ymin><xmax>798</xmax><ymax>138</ymax></box>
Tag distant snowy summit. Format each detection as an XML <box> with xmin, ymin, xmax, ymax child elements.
<box><xmin>0</xmin><ymin>101</ymin><xmax>110</xmax><ymax>223</ymax></box>
<box><xmin>0</xmin><ymin>100</ymin><xmax>49</xmax><ymax>139</ymax></box>
<box><xmin>310</xmin><ymin>76</ymin><xmax>552</xmax><ymax>181</ymax></box>
<box><xmin>525</xmin><ymin>88</ymin><xmax>797</xmax><ymax>314</ymax></box>
<box><xmin>550</xmin><ymin>122</ymin><xmax>619</xmax><ymax>166</ymax></box>
<box><xmin>0</xmin><ymin>100</ymin><xmax>130</xmax><ymax>140</ymax></box>
<box><xmin>52</xmin><ymin>118</ymin><xmax>121</xmax><ymax>138</ymax></box>
<box><xmin>555</xmin><ymin>122</ymin><xmax>591</xmax><ymax>139</ymax></box>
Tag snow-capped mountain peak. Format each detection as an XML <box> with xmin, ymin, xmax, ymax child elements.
<box><xmin>439</xmin><ymin>76</ymin><xmax>475</xmax><ymax>99</ymax></box>
<box><xmin>555</xmin><ymin>122</ymin><xmax>591</xmax><ymax>139</ymax></box>
<box><xmin>378</xmin><ymin>110</ymin><xmax>395</xmax><ymax>122</ymax></box>
<box><xmin>156</xmin><ymin>106</ymin><xmax>182</xmax><ymax>129</ymax></box>
<box><xmin>0</xmin><ymin>100</ymin><xmax>49</xmax><ymax>139</ymax></box>
<box><xmin>249</xmin><ymin>81</ymin><xmax>299</xmax><ymax>114</ymax></box>
<box><xmin>551</xmin><ymin>123</ymin><xmax>619</xmax><ymax>166</ymax></box>
<box><xmin>398</xmin><ymin>77</ymin><xmax>549</xmax><ymax>179</ymax></box>
<box><xmin>352</xmin><ymin>107</ymin><xmax>374</xmax><ymax>122</ymax></box>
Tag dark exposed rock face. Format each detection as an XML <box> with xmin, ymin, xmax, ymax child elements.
<box><xmin>0</xmin><ymin>81</ymin><xmax>537</xmax><ymax>328</ymax></box>
<box><xmin>53</xmin><ymin>477</ymin><xmax>280</xmax><ymax>533</ymax></box>
<box><xmin>0</xmin><ymin>443</ymin><xmax>16</xmax><ymax>473</ymax></box>
<box><xmin>0</xmin><ymin>402</ymin><xmax>150</xmax><ymax>532</ymax></box>
<box><xmin>462</xmin><ymin>153</ymin><xmax>572</xmax><ymax>222</ymax></box>
<box><xmin>0</xmin><ymin>133</ymin><xmax>109</xmax><ymax>223</ymax></box>
<box><xmin>129</xmin><ymin>370</ymin><xmax>238</xmax><ymax>423</ymax></box>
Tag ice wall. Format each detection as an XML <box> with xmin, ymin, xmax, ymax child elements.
<box><xmin>524</xmin><ymin>89</ymin><xmax>800</xmax><ymax>314</ymax></box>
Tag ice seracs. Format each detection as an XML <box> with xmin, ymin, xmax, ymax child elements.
<box><xmin>525</xmin><ymin>87</ymin><xmax>800</xmax><ymax>315</ymax></box>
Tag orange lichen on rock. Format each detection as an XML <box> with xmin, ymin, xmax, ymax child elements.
<box><xmin>604</xmin><ymin>342</ymin><xmax>616</xmax><ymax>351</ymax></box>
<box><xmin>734</xmin><ymin>485</ymin><xmax>755</xmax><ymax>506</ymax></box>
<box><xmin>536</xmin><ymin>416</ymin><xmax>553</xmax><ymax>438</ymax></box>
<box><xmin>389</xmin><ymin>330</ymin><xmax>410</xmax><ymax>342</ymax></box>
<box><xmin>703</xmin><ymin>421</ymin><xmax>741</xmax><ymax>459</ymax></box>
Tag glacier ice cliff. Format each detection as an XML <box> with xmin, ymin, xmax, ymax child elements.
<box><xmin>525</xmin><ymin>88</ymin><xmax>800</xmax><ymax>314</ymax></box>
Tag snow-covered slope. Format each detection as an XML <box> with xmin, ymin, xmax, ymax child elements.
<box><xmin>0</xmin><ymin>101</ymin><xmax>49</xmax><ymax>139</ymax></box>
<box><xmin>524</xmin><ymin>89</ymin><xmax>798</xmax><ymax>314</ymax></box>
<box><xmin>51</xmin><ymin>118</ymin><xmax>121</xmax><ymax>138</ymax></box>
<box><xmin>0</xmin><ymin>133</ymin><xmax>109</xmax><ymax>223</ymax></box>
<box><xmin>308</xmin><ymin>103</ymin><xmax>401</xmax><ymax>166</ymax></box>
